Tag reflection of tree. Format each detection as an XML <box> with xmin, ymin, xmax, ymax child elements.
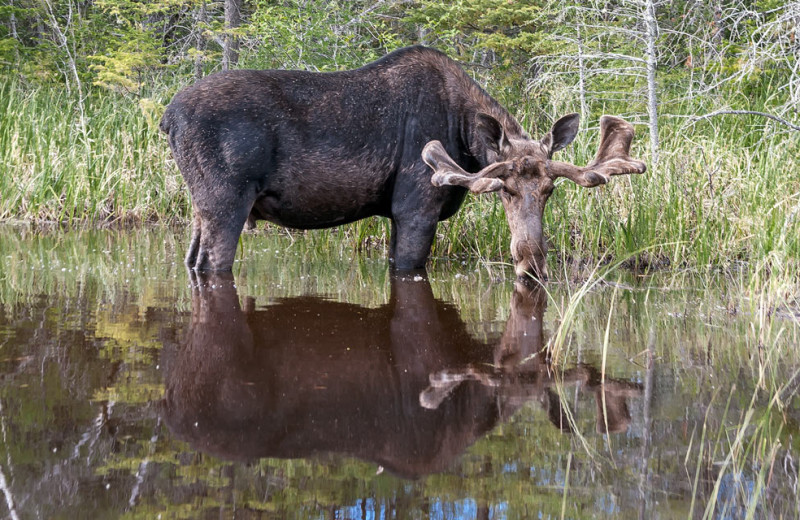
<box><xmin>0</xmin><ymin>285</ymin><xmax>160</xmax><ymax>518</ymax></box>
<box><xmin>0</xmin><ymin>236</ymin><xmax>797</xmax><ymax>518</ymax></box>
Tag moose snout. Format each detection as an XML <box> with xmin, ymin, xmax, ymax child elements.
<box><xmin>511</xmin><ymin>237</ymin><xmax>548</xmax><ymax>282</ymax></box>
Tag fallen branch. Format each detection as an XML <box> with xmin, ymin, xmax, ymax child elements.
<box><xmin>693</xmin><ymin>110</ymin><xmax>800</xmax><ymax>132</ymax></box>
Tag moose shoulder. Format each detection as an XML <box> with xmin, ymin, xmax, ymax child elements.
<box><xmin>161</xmin><ymin>45</ymin><xmax>645</xmax><ymax>280</ymax></box>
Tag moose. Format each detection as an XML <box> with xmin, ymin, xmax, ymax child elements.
<box><xmin>161</xmin><ymin>46</ymin><xmax>645</xmax><ymax>280</ymax></box>
<box><xmin>161</xmin><ymin>273</ymin><xmax>642</xmax><ymax>478</ymax></box>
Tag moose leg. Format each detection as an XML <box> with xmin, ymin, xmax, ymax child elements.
<box><xmin>185</xmin><ymin>207</ymin><xmax>202</xmax><ymax>268</ymax></box>
<box><xmin>190</xmin><ymin>194</ymin><xmax>253</xmax><ymax>271</ymax></box>
<box><xmin>389</xmin><ymin>214</ymin><xmax>437</xmax><ymax>270</ymax></box>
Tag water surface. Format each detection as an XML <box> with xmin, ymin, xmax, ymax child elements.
<box><xmin>0</xmin><ymin>227</ymin><xmax>798</xmax><ymax>519</ymax></box>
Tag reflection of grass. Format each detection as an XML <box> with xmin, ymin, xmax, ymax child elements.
<box><xmin>0</xmin><ymin>227</ymin><xmax>799</xmax><ymax>517</ymax></box>
<box><xmin>0</xmin><ymin>225</ymin><xmax>190</xmax><ymax>309</ymax></box>
<box><xmin>693</xmin><ymin>276</ymin><xmax>800</xmax><ymax>519</ymax></box>
<box><xmin>527</xmin><ymin>250</ymin><xmax>800</xmax><ymax>517</ymax></box>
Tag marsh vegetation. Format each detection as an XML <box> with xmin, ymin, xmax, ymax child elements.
<box><xmin>1</xmin><ymin>1</ymin><xmax>798</xmax><ymax>289</ymax></box>
<box><xmin>1</xmin><ymin>2</ymin><xmax>799</xmax><ymax>517</ymax></box>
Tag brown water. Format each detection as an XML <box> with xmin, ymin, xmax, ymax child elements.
<box><xmin>0</xmin><ymin>227</ymin><xmax>798</xmax><ymax>519</ymax></box>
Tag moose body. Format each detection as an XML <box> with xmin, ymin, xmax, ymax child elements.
<box><xmin>161</xmin><ymin>46</ymin><xmax>645</xmax><ymax>278</ymax></box>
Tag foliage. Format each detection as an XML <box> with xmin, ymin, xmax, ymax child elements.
<box><xmin>0</xmin><ymin>0</ymin><xmax>798</xmax><ymax>289</ymax></box>
<box><xmin>248</xmin><ymin>0</ymin><xmax>404</xmax><ymax>71</ymax></box>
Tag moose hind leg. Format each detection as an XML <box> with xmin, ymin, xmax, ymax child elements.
<box><xmin>191</xmin><ymin>200</ymin><xmax>253</xmax><ymax>272</ymax></box>
<box><xmin>185</xmin><ymin>210</ymin><xmax>202</xmax><ymax>268</ymax></box>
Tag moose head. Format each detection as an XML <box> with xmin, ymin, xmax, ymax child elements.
<box><xmin>423</xmin><ymin>114</ymin><xmax>646</xmax><ymax>281</ymax></box>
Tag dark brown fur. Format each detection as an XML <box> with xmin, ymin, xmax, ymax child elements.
<box><xmin>162</xmin><ymin>46</ymin><xmax>645</xmax><ymax>279</ymax></box>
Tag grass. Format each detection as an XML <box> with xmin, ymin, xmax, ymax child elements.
<box><xmin>0</xmin><ymin>79</ymin><xmax>183</xmax><ymax>225</ymax></box>
<box><xmin>0</xmin><ymin>74</ymin><xmax>798</xmax><ymax>306</ymax></box>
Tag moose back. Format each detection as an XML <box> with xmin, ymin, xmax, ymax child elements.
<box><xmin>161</xmin><ymin>46</ymin><xmax>645</xmax><ymax>279</ymax></box>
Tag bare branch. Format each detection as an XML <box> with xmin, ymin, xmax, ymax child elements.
<box><xmin>692</xmin><ymin>110</ymin><xmax>800</xmax><ymax>132</ymax></box>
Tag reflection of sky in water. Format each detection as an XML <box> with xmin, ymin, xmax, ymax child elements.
<box><xmin>595</xmin><ymin>495</ymin><xmax>620</xmax><ymax>516</ymax></box>
<box><xmin>429</xmin><ymin>499</ymin><xmax>478</xmax><ymax>519</ymax></box>
<box><xmin>346</xmin><ymin>499</ymin><xmax>506</xmax><ymax>520</ymax></box>
<box><xmin>716</xmin><ymin>472</ymin><xmax>757</xmax><ymax>518</ymax></box>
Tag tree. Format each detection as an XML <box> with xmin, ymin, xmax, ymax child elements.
<box><xmin>222</xmin><ymin>0</ymin><xmax>241</xmax><ymax>70</ymax></box>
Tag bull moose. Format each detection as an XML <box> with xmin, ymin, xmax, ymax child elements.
<box><xmin>160</xmin><ymin>46</ymin><xmax>645</xmax><ymax>280</ymax></box>
<box><xmin>161</xmin><ymin>273</ymin><xmax>642</xmax><ymax>477</ymax></box>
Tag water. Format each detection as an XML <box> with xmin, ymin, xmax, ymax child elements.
<box><xmin>0</xmin><ymin>226</ymin><xmax>798</xmax><ymax>519</ymax></box>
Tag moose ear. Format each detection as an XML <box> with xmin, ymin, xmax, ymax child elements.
<box><xmin>542</xmin><ymin>113</ymin><xmax>580</xmax><ymax>157</ymax></box>
<box><xmin>475</xmin><ymin>113</ymin><xmax>510</xmax><ymax>162</ymax></box>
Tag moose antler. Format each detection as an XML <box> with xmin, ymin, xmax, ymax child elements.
<box><xmin>422</xmin><ymin>140</ymin><xmax>511</xmax><ymax>194</ymax></box>
<box><xmin>424</xmin><ymin>116</ymin><xmax>644</xmax><ymax>192</ymax></box>
<box><xmin>548</xmin><ymin>115</ymin><xmax>646</xmax><ymax>187</ymax></box>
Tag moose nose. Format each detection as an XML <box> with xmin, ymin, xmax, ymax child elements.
<box><xmin>515</xmin><ymin>257</ymin><xmax>547</xmax><ymax>282</ymax></box>
<box><xmin>511</xmin><ymin>237</ymin><xmax>548</xmax><ymax>281</ymax></box>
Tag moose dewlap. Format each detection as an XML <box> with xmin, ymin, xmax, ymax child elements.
<box><xmin>161</xmin><ymin>46</ymin><xmax>645</xmax><ymax>280</ymax></box>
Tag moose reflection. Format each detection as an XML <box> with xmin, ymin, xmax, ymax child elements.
<box><xmin>161</xmin><ymin>273</ymin><xmax>641</xmax><ymax>478</ymax></box>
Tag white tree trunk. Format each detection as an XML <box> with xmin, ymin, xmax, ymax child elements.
<box><xmin>42</xmin><ymin>0</ymin><xmax>88</xmax><ymax>147</ymax></box>
<box><xmin>643</xmin><ymin>0</ymin><xmax>660</xmax><ymax>168</ymax></box>
<box><xmin>577</xmin><ymin>22</ymin><xmax>589</xmax><ymax>122</ymax></box>
<box><xmin>9</xmin><ymin>0</ymin><xmax>18</xmax><ymax>40</ymax></box>
<box><xmin>194</xmin><ymin>1</ymin><xmax>208</xmax><ymax>80</ymax></box>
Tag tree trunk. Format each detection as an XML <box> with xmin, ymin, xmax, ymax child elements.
<box><xmin>576</xmin><ymin>21</ymin><xmax>588</xmax><ymax>123</ymax></box>
<box><xmin>194</xmin><ymin>1</ymin><xmax>208</xmax><ymax>80</ymax></box>
<box><xmin>9</xmin><ymin>0</ymin><xmax>19</xmax><ymax>40</ymax></box>
<box><xmin>222</xmin><ymin>0</ymin><xmax>241</xmax><ymax>70</ymax></box>
<box><xmin>644</xmin><ymin>0</ymin><xmax>660</xmax><ymax>168</ymax></box>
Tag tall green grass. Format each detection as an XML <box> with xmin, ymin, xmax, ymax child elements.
<box><xmin>0</xmin><ymin>79</ymin><xmax>184</xmax><ymax>224</ymax></box>
<box><xmin>1</xmin><ymin>76</ymin><xmax>798</xmax><ymax>301</ymax></box>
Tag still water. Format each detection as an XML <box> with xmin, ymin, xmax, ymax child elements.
<box><xmin>0</xmin><ymin>226</ymin><xmax>798</xmax><ymax>519</ymax></box>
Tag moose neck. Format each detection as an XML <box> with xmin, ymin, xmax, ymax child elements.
<box><xmin>436</xmin><ymin>58</ymin><xmax>526</xmax><ymax>168</ymax></box>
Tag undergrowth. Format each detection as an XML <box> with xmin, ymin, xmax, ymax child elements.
<box><xmin>0</xmin><ymin>76</ymin><xmax>798</xmax><ymax>303</ymax></box>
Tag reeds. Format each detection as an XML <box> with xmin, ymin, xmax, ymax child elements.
<box><xmin>0</xmin><ymin>79</ymin><xmax>184</xmax><ymax>225</ymax></box>
<box><xmin>1</xmin><ymin>77</ymin><xmax>798</xmax><ymax>296</ymax></box>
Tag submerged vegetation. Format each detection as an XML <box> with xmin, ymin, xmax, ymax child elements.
<box><xmin>0</xmin><ymin>1</ymin><xmax>798</xmax><ymax>294</ymax></box>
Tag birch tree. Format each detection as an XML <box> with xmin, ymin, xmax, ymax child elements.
<box><xmin>642</xmin><ymin>0</ymin><xmax>660</xmax><ymax>167</ymax></box>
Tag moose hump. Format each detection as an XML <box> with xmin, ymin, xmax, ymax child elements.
<box><xmin>161</xmin><ymin>46</ymin><xmax>645</xmax><ymax>281</ymax></box>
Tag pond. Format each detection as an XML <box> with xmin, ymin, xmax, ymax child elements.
<box><xmin>0</xmin><ymin>226</ymin><xmax>798</xmax><ymax>519</ymax></box>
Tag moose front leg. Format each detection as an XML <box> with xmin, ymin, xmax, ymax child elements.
<box><xmin>388</xmin><ymin>213</ymin><xmax>438</xmax><ymax>271</ymax></box>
